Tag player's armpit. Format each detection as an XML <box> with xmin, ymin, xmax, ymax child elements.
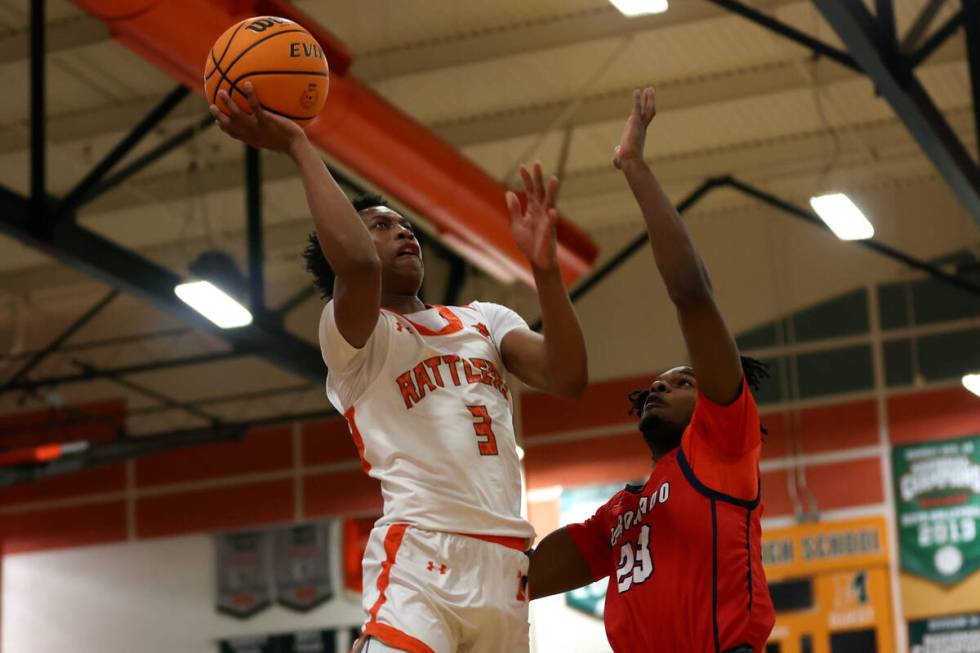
<box><xmin>528</xmin><ymin>527</ymin><xmax>600</xmax><ymax>600</ymax></box>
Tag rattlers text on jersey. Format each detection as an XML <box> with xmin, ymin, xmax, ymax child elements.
<box><xmin>319</xmin><ymin>300</ymin><xmax>535</xmax><ymax>540</ymax></box>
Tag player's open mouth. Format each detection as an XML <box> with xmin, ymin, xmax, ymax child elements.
<box><xmin>644</xmin><ymin>395</ymin><xmax>666</xmax><ymax>409</ymax></box>
<box><xmin>396</xmin><ymin>244</ymin><xmax>421</xmax><ymax>258</ymax></box>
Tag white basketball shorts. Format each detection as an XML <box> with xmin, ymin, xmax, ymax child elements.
<box><xmin>353</xmin><ymin>524</ymin><xmax>531</xmax><ymax>653</ymax></box>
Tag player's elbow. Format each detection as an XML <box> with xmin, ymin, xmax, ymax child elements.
<box><xmin>666</xmin><ymin>279</ymin><xmax>712</xmax><ymax>309</ymax></box>
<box><xmin>551</xmin><ymin>370</ymin><xmax>588</xmax><ymax>399</ymax></box>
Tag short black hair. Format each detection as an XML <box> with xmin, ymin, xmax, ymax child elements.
<box><xmin>302</xmin><ymin>231</ymin><xmax>334</xmax><ymax>299</ymax></box>
<box><xmin>352</xmin><ymin>193</ymin><xmax>387</xmax><ymax>213</ymax></box>
<box><xmin>627</xmin><ymin>356</ymin><xmax>771</xmax><ymax>417</ymax></box>
<box><xmin>301</xmin><ymin>194</ymin><xmax>389</xmax><ymax>299</ymax></box>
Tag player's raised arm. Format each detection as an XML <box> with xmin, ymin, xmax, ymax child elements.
<box><xmin>498</xmin><ymin>163</ymin><xmax>588</xmax><ymax>398</ymax></box>
<box><xmin>210</xmin><ymin>83</ymin><xmax>381</xmax><ymax>347</ymax></box>
<box><xmin>614</xmin><ymin>88</ymin><xmax>742</xmax><ymax>405</ymax></box>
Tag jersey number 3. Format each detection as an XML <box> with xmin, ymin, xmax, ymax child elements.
<box><xmin>616</xmin><ymin>524</ymin><xmax>653</xmax><ymax>593</ymax></box>
<box><xmin>467</xmin><ymin>405</ymin><xmax>499</xmax><ymax>456</ymax></box>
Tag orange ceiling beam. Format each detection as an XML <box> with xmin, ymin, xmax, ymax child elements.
<box><xmin>69</xmin><ymin>0</ymin><xmax>598</xmax><ymax>286</ymax></box>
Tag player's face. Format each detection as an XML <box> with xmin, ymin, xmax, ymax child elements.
<box><xmin>637</xmin><ymin>366</ymin><xmax>697</xmax><ymax>442</ymax></box>
<box><xmin>360</xmin><ymin>207</ymin><xmax>424</xmax><ymax>295</ymax></box>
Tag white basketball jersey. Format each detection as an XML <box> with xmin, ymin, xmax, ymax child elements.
<box><xmin>319</xmin><ymin>301</ymin><xmax>534</xmax><ymax>539</ymax></box>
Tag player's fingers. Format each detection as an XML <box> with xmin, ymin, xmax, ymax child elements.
<box><xmin>533</xmin><ymin>161</ymin><xmax>545</xmax><ymax>201</ymax></box>
<box><xmin>218</xmin><ymin>90</ymin><xmax>243</xmax><ymax>121</ymax></box>
<box><xmin>547</xmin><ymin>207</ymin><xmax>560</xmax><ymax>228</ymax></box>
<box><xmin>544</xmin><ymin>175</ymin><xmax>559</xmax><ymax>209</ymax></box>
<box><xmin>518</xmin><ymin>165</ymin><xmax>534</xmax><ymax>199</ymax></box>
<box><xmin>209</xmin><ymin>105</ymin><xmax>233</xmax><ymax>130</ymax></box>
<box><xmin>505</xmin><ymin>190</ymin><xmax>522</xmax><ymax>221</ymax></box>
<box><xmin>644</xmin><ymin>87</ymin><xmax>656</xmax><ymax>120</ymax></box>
<box><xmin>242</xmin><ymin>81</ymin><xmax>264</xmax><ymax>120</ymax></box>
<box><xmin>632</xmin><ymin>88</ymin><xmax>641</xmax><ymax>116</ymax></box>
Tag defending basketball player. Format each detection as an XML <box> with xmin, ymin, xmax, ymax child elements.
<box><xmin>210</xmin><ymin>84</ymin><xmax>587</xmax><ymax>653</ymax></box>
<box><xmin>526</xmin><ymin>87</ymin><xmax>776</xmax><ymax>652</ymax></box>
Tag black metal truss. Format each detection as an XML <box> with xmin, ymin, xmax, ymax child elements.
<box><xmin>532</xmin><ymin>174</ymin><xmax>979</xmax><ymax>332</ymax></box>
<box><xmin>710</xmin><ymin>0</ymin><xmax>980</xmax><ymax>224</ymax></box>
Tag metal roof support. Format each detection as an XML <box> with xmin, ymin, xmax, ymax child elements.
<box><xmin>965</xmin><ymin>0</ymin><xmax>980</xmax><ymax>158</ymax></box>
<box><xmin>703</xmin><ymin>0</ymin><xmax>860</xmax><ymax>71</ymax></box>
<box><xmin>719</xmin><ymin>177</ymin><xmax>980</xmax><ymax>295</ymax></box>
<box><xmin>86</xmin><ymin>114</ymin><xmax>215</xmax><ymax>204</ymax></box>
<box><xmin>529</xmin><ymin>175</ymin><xmax>978</xmax><ymax>333</ymax></box>
<box><xmin>58</xmin><ymin>85</ymin><xmax>190</xmax><ymax>217</ymax></box>
<box><xmin>901</xmin><ymin>0</ymin><xmax>947</xmax><ymax>53</ymax></box>
<box><xmin>1</xmin><ymin>289</ymin><xmax>120</xmax><ymax>395</ymax></box>
<box><xmin>530</xmin><ymin>178</ymin><xmax>720</xmax><ymax>330</ymax></box>
<box><xmin>908</xmin><ymin>8</ymin><xmax>966</xmax><ymax>67</ymax></box>
<box><xmin>246</xmin><ymin>145</ymin><xmax>265</xmax><ymax>313</ymax></box>
<box><xmin>876</xmin><ymin>0</ymin><xmax>897</xmax><ymax>44</ymax></box>
<box><xmin>30</xmin><ymin>0</ymin><xmax>45</xmax><ymax>217</ymax></box>
<box><xmin>813</xmin><ymin>0</ymin><xmax>980</xmax><ymax>224</ymax></box>
<box><xmin>0</xmin><ymin>185</ymin><xmax>325</xmax><ymax>382</ymax></box>
<box><xmin>2</xmin><ymin>350</ymin><xmax>243</xmax><ymax>396</ymax></box>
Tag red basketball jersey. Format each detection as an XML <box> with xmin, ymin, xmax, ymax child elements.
<box><xmin>567</xmin><ymin>380</ymin><xmax>775</xmax><ymax>653</ymax></box>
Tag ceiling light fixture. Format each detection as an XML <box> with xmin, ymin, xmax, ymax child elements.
<box><xmin>609</xmin><ymin>0</ymin><xmax>669</xmax><ymax>17</ymax></box>
<box><xmin>809</xmin><ymin>193</ymin><xmax>875</xmax><ymax>240</ymax></box>
<box><xmin>963</xmin><ymin>373</ymin><xmax>980</xmax><ymax>398</ymax></box>
<box><xmin>175</xmin><ymin>250</ymin><xmax>253</xmax><ymax>329</ymax></box>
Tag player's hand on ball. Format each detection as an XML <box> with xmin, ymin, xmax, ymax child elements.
<box><xmin>506</xmin><ymin>161</ymin><xmax>560</xmax><ymax>272</ymax></box>
<box><xmin>613</xmin><ymin>87</ymin><xmax>656</xmax><ymax>170</ymax></box>
<box><xmin>210</xmin><ymin>82</ymin><xmax>306</xmax><ymax>154</ymax></box>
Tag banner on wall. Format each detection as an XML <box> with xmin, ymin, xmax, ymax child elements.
<box><xmin>218</xmin><ymin>628</ymin><xmax>339</xmax><ymax>653</ymax></box>
<box><xmin>343</xmin><ymin>517</ymin><xmax>377</xmax><ymax>596</ymax></box>
<box><xmin>560</xmin><ymin>483</ymin><xmax>631</xmax><ymax>620</ymax></box>
<box><xmin>215</xmin><ymin>530</ymin><xmax>273</xmax><ymax>618</ymax></box>
<box><xmin>908</xmin><ymin>613</ymin><xmax>980</xmax><ymax>653</ymax></box>
<box><xmin>892</xmin><ymin>434</ymin><xmax>980</xmax><ymax>585</ymax></box>
<box><xmin>274</xmin><ymin>523</ymin><xmax>334</xmax><ymax>611</ymax></box>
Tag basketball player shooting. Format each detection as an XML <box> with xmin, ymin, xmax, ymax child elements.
<box><xmin>210</xmin><ymin>84</ymin><xmax>588</xmax><ymax>653</ymax></box>
<box><xmin>526</xmin><ymin>88</ymin><xmax>776</xmax><ymax>653</ymax></box>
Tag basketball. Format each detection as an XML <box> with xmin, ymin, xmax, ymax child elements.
<box><xmin>204</xmin><ymin>16</ymin><xmax>329</xmax><ymax>125</ymax></box>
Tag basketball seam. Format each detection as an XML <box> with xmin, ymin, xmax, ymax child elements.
<box><xmin>233</xmin><ymin>70</ymin><xmax>328</xmax><ymax>78</ymax></box>
<box><xmin>258</xmin><ymin>104</ymin><xmax>320</xmax><ymax>121</ymax></box>
<box><xmin>205</xmin><ymin>21</ymin><xmax>245</xmax><ymax>81</ymax></box>
<box><xmin>210</xmin><ymin>28</ymin><xmax>308</xmax><ymax>106</ymax></box>
<box><xmin>221</xmin><ymin>28</ymin><xmax>308</xmax><ymax>84</ymax></box>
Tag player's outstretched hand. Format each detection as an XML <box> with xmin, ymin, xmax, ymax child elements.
<box><xmin>613</xmin><ymin>86</ymin><xmax>656</xmax><ymax>170</ymax></box>
<box><xmin>210</xmin><ymin>82</ymin><xmax>306</xmax><ymax>154</ymax></box>
<box><xmin>506</xmin><ymin>161</ymin><xmax>560</xmax><ymax>272</ymax></box>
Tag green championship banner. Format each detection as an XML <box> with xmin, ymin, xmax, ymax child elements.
<box><xmin>909</xmin><ymin>613</ymin><xmax>980</xmax><ymax>653</ymax></box>
<box><xmin>893</xmin><ymin>434</ymin><xmax>980</xmax><ymax>585</ymax></box>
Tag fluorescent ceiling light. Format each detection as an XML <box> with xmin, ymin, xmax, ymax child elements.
<box><xmin>809</xmin><ymin>193</ymin><xmax>875</xmax><ymax>240</ymax></box>
<box><xmin>963</xmin><ymin>373</ymin><xmax>980</xmax><ymax>398</ymax></box>
<box><xmin>609</xmin><ymin>0</ymin><xmax>668</xmax><ymax>17</ymax></box>
<box><xmin>175</xmin><ymin>280</ymin><xmax>253</xmax><ymax>329</ymax></box>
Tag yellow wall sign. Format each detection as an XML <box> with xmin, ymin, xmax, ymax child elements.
<box><xmin>762</xmin><ymin>517</ymin><xmax>890</xmax><ymax>579</ymax></box>
<box><xmin>762</xmin><ymin>517</ymin><xmax>895</xmax><ymax>653</ymax></box>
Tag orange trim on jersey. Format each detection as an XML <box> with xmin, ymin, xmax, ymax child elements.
<box><xmin>383</xmin><ymin>305</ymin><xmax>464</xmax><ymax>336</ymax></box>
<box><xmin>458</xmin><ymin>532</ymin><xmax>528</xmax><ymax>551</ymax></box>
<box><xmin>367</xmin><ymin>524</ymin><xmax>409</xmax><ymax>625</ymax></box>
<box><xmin>361</xmin><ymin>525</ymin><xmax>436</xmax><ymax>653</ymax></box>
<box><xmin>344</xmin><ymin>407</ymin><xmax>371</xmax><ymax>474</ymax></box>
<box><xmin>362</xmin><ymin>622</ymin><xmax>435</xmax><ymax>653</ymax></box>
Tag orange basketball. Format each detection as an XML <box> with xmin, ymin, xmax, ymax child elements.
<box><xmin>204</xmin><ymin>16</ymin><xmax>329</xmax><ymax>126</ymax></box>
